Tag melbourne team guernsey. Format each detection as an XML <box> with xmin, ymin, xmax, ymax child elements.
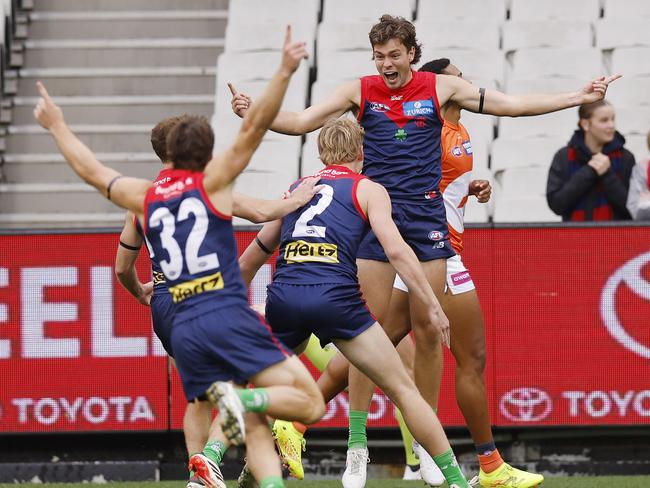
<box><xmin>440</xmin><ymin>120</ymin><xmax>473</xmax><ymax>254</ymax></box>
<box><xmin>358</xmin><ymin>70</ymin><xmax>444</xmax><ymax>202</ymax></box>
<box><xmin>273</xmin><ymin>165</ymin><xmax>368</xmax><ymax>285</ymax></box>
<box><xmin>142</xmin><ymin>169</ymin><xmax>248</xmax><ymax>322</ymax></box>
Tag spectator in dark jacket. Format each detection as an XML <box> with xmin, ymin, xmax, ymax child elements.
<box><xmin>546</xmin><ymin>100</ymin><xmax>635</xmax><ymax>221</ymax></box>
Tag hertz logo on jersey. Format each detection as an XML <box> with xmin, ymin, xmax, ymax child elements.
<box><xmin>168</xmin><ymin>271</ymin><xmax>224</xmax><ymax>303</ymax></box>
<box><xmin>284</xmin><ymin>240</ymin><xmax>339</xmax><ymax>264</ymax></box>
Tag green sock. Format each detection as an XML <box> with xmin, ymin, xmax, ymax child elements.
<box><xmin>348</xmin><ymin>410</ymin><xmax>369</xmax><ymax>449</ymax></box>
<box><xmin>235</xmin><ymin>387</ymin><xmax>269</xmax><ymax>413</ymax></box>
<box><xmin>395</xmin><ymin>408</ymin><xmax>418</xmax><ymax>466</ymax></box>
<box><xmin>433</xmin><ymin>449</ymin><xmax>469</xmax><ymax>488</ymax></box>
<box><xmin>260</xmin><ymin>475</ymin><xmax>285</xmax><ymax>488</ymax></box>
<box><xmin>202</xmin><ymin>439</ymin><xmax>227</xmax><ymax>464</ymax></box>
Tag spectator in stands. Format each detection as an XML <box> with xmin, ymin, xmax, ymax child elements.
<box><xmin>626</xmin><ymin>130</ymin><xmax>650</xmax><ymax>220</ymax></box>
<box><xmin>546</xmin><ymin>100</ymin><xmax>635</xmax><ymax>221</ymax></box>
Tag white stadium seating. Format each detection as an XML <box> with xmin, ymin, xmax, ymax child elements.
<box><xmin>504</xmin><ymin>77</ymin><xmax>586</xmax><ymax>94</ymax></box>
<box><xmin>603</xmin><ymin>0</ymin><xmax>650</xmax><ymax>18</ymax></box>
<box><xmin>318</xmin><ymin>51</ymin><xmax>374</xmax><ymax>83</ymax></box>
<box><xmin>225</xmin><ymin>21</ymin><xmax>316</xmax><ymax>56</ymax></box>
<box><xmin>322</xmin><ymin>0</ymin><xmax>414</xmax><ymax>23</ymax></box>
<box><xmin>611</xmin><ymin>47</ymin><xmax>650</xmax><ymax>77</ymax></box>
<box><xmin>616</xmin><ymin>106</ymin><xmax>650</xmax><ymax>137</ymax></box>
<box><xmin>492</xmin><ymin>196</ymin><xmax>562</xmax><ymax>222</ymax></box>
<box><xmin>509</xmin><ymin>0</ymin><xmax>600</xmax><ymax>21</ymax></box>
<box><xmin>498</xmin><ymin>110</ymin><xmax>577</xmax><ymax>139</ymax></box>
<box><xmin>502</xmin><ymin>21</ymin><xmax>593</xmax><ymax>51</ymax></box>
<box><xmin>625</xmin><ymin>135</ymin><xmax>650</xmax><ymax>164</ymax></box>
<box><xmin>508</xmin><ymin>48</ymin><xmax>603</xmax><ymax>80</ymax></box>
<box><xmin>491</xmin><ymin>136</ymin><xmax>567</xmax><ymax>172</ymax></box>
<box><xmin>317</xmin><ymin>21</ymin><xmax>373</xmax><ymax>56</ymax></box>
<box><xmin>418</xmin><ymin>0</ymin><xmax>507</xmax><ymax>22</ymax></box>
<box><xmin>415</xmin><ymin>20</ymin><xmax>501</xmax><ymax>50</ymax></box>
<box><xmin>228</xmin><ymin>0</ymin><xmax>320</xmax><ymax>27</ymax></box>
<box><xmin>596</xmin><ymin>19</ymin><xmax>650</xmax><ymax>49</ymax></box>
<box><xmin>416</xmin><ymin>49</ymin><xmax>505</xmax><ymax>87</ymax></box>
<box><xmin>606</xmin><ymin>77</ymin><xmax>650</xmax><ymax>106</ymax></box>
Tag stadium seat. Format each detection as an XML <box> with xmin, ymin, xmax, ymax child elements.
<box><xmin>491</xmin><ymin>136</ymin><xmax>567</xmax><ymax>172</ymax></box>
<box><xmin>322</xmin><ymin>0</ymin><xmax>414</xmax><ymax>23</ymax></box>
<box><xmin>415</xmin><ymin>20</ymin><xmax>501</xmax><ymax>50</ymax></box>
<box><xmin>301</xmin><ymin>130</ymin><xmax>323</xmax><ymax>177</ymax></box>
<box><xmin>310</xmin><ymin>79</ymin><xmax>348</xmax><ymax>104</ymax></box>
<box><xmin>234</xmin><ymin>169</ymin><xmax>297</xmax><ymax>204</ymax></box>
<box><xmin>461</xmin><ymin>111</ymin><xmax>496</xmax><ymax>146</ymax></box>
<box><xmin>416</xmin><ymin>49</ymin><xmax>505</xmax><ymax>88</ymax></box>
<box><xmin>317</xmin><ymin>21</ymin><xmax>372</xmax><ymax>57</ymax></box>
<box><xmin>502</xmin><ymin>21</ymin><xmax>593</xmax><ymax>51</ymax></box>
<box><xmin>596</xmin><ymin>19</ymin><xmax>650</xmax><ymax>49</ymax></box>
<box><xmin>606</xmin><ymin>77</ymin><xmax>650</xmax><ymax>106</ymax></box>
<box><xmin>611</xmin><ymin>47</ymin><xmax>650</xmax><ymax>77</ymax></box>
<box><xmin>418</xmin><ymin>0</ymin><xmax>507</xmax><ymax>22</ymax></box>
<box><xmin>492</xmin><ymin>196</ymin><xmax>561</xmax><ymax>222</ymax></box>
<box><xmin>504</xmin><ymin>76</ymin><xmax>585</xmax><ymax>94</ymax></box>
<box><xmin>225</xmin><ymin>21</ymin><xmax>316</xmax><ymax>56</ymax></box>
<box><xmin>603</xmin><ymin>0</ymin><xmax>650</xmax><ymax>18</ymax></box>
<box><xmin>228</xmin><ymin>0</ymin><xmax>320</xmax><ymax>27</ymax></box>
<box><xmin>318</xmin><ymin>51</ymin><xmax>374</xmax><ymax>83</ymax></box>
<box><xmin>509</xmin><ymin>0</ymin><xmax>600</xmax><ymax>20</ymax></box>
<box><xmin>615</xmin><ymin>106</ymin><xmax>650</xmax><ymax>137</ymax></box>
<box><xmin>508</xmin><ymin>48</ymin><xmax>603</xmax><ymax>80</ymax></box>
<box><xmin>625</xmin><ymin>135</ymin><xmax>650</xmax><ymax>164</ymax></box>
<box><xmin>498</xmin><ymin>110</ymin><xmax>577</xmax><ymax>139</ymax></box>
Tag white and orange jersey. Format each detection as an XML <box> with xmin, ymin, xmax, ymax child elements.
<box><xmin>440</xmin><ymin>120</ymin><xmax>473</xmax><ymax>254</ymax></box>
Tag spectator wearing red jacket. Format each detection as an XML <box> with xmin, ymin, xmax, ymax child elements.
<box><xmin>547</xmin><ymin>100</ymin><xmax>635</xmax><ymax>221</ymax></box>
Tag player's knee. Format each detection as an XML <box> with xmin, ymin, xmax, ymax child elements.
<box><xmin>303</xmin><ymin>396</ymin><xmax>326</xmax><ymax>425</ymax></box>
<box><xmin>457</xmin><ymin>346</ymin><xmax>486</xmax><ymax>376</ymax></box>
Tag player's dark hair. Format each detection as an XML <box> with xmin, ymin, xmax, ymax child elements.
<box><xmin>577</xmin><ymin>100</ymin><xmax>611</xmax><ymax>130</ymax></box>
<box><xmin>369</xmin><ymin>15</ymin><xmax>422</xmax><ymax>65</ymax></box>
<box><xmin>419</xmin><ymin>58</ymin><xmax>451</xmax><ymax>74</ymax></box>
<box><xmin>150</xmin><ymin>115</ymin><xmax>185</xmax><ymax>163</ymax></box>
<box><xmin>166</xmin><ymin>115</ymin><xmax>214</xmax><ymax>171</ymax></box>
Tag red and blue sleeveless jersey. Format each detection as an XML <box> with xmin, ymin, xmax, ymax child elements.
<box><xmin>358</xmin><ymin>70</ymin><xmax>444</xmax><ymax>203</ymax></box>
<box><xmin>141</xmin><ymin>169</ymin><xmax>248</xmax><ymax>321</ymax></box>
<box><xmin>273</xmin><ymin>165</ymin><xmax>369</xmax><ymax>285</ymax></box>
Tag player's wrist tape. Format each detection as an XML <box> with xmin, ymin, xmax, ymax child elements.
<box><xmin>255</xmin><ymin>236</ymin><xmax>273</xmax><ymax>254</ymax></box>
<box><xmin>119</xmin><ymin>240</ymin><xmax>141</xmax><ymax>251</ymax></box>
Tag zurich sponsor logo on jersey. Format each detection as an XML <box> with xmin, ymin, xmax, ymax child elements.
<box><xmin>452</xmin><ymin>146</ymin><xmax>463</xmax><ymax>157</ymax></box>
<box><xmin>369</xmin><ymin>101</ymin><xmax>390</xmax><ymax>113</ymax></box>
<box><xmin>462</xmin><ymin>141</ymin><xmax>473</xmax><ymax>155</ymax></box>
<box><xmin>403</xmin><ymin>99</ymin><xmax>433</xmax><ymax>116</ymax></box>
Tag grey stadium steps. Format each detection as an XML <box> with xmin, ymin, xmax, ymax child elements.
<box><xmin>32</xmin><ymin>0</ymin><xmax>229</xmax><ymax>11</ymax></box>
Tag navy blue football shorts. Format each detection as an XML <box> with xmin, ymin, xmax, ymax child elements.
<box><xmin>357</xmin><ymin>197</ymin><xmax>454</xmax><ymax>262</ymax></box>
<box><xmin>151</xmin><ymin>291</ymin><xmax>174</xmax><ymax>357</ymax></box>
<box><xmin>171</xmin><ymin>303</ymin><xmax>290</xmax><ymax>401</ymax></box>
<box><xmin>265</xmin><ymin>282</ymin><xmax>376</xmax><ymax>350</ymax></box>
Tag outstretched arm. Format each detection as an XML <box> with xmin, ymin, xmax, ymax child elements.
<box><xmin>360</xmin><ymin>180</ymin><xmax>449</xmax><ymax>346</ymax></box>
<box><xmin>439</xmin><ymin>74</ymin><xmax>621</xmax><ymax>117</ymax></box>
<box><xmin>238</xmin><ymin>220</ymin><xmax>282</xmax><ymax>286</ymax></box>
<box><xmin>115</xmin><ymin>212</ymin><xmax>152</xmax><ymax>306</ymax></box>
<box><xmin>33</xmin><ymin>82</ymin><xmax>151</xmax><ymax>214</ymax></box>
<box><xmin>233</xmin><ymin>177</ymin><xmax>322</xmax><ymax>223</ymax></box>
<box><xmin>203</xmin><ymin>26</ymin><xmax>308</xmax><ymax>192</ymax></box>
<box><xmin>230</xmin><ymin>79</ymin><xmax>359</xmax><ymax>135</ymax></box>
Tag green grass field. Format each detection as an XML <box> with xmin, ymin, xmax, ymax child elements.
<box><xmin>1</xmin><ymin>477</ymin><xmax>650</xmax><ymax>488</ymax></box>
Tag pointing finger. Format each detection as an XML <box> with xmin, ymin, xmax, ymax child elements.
<box><xmin>284</xmin><ymin>25</ymin><xmax>292</xmax><ymax>45</ymax></box>
<box><xmin>605</xmin><ymin>74</ymin><xmax>622</xmax><ymax>84</ymax></box>
<box><xmin>227</xmin><ymin>82</ymin><xmax>237</xmax><ymax>96</ymax></box>
<box><xmin>36</xmin><ymin>81</ymin><xmax>52</xmax><ymax>102</ymax></box>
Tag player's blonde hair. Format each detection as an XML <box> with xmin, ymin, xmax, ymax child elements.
<box><xmin>317</xmin><ymin>118</ymin><xmax>365</xmax><ymax>165</ymax></box>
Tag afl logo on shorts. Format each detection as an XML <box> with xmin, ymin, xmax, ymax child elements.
<box><xmin>428</xmin><ymin>231</ymin><xmax>443</xmax><ymax>241</ymax></box>
<box><xmin>600</xmin><ymin>251</ymin><xmax>650</xmax><ymax>359</ymax></box>
<box><xmin>452</xmin><ymin>146</ymin><xmax>463</xmax><ymax>157</ymax></box>
<box><xmin>369</xmin><ymin>102</ymin><xmax>389</xmax><ymax>113</ymax></box>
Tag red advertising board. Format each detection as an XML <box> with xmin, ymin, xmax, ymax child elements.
<box><xmin>1</xmin><ymin>227</ymin><xmax>649</xmax><ymax>433</ymax></box>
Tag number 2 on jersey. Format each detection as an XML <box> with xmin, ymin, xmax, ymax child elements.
<box><xmin>148</xmin><ymin>197</ymin><xmax>219</xmax><ymax>280</ymax></box>
<box><xmin>292</xmin><ymin>185</ymin><xmax>334</xmax><ymax>238</ymax></box>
